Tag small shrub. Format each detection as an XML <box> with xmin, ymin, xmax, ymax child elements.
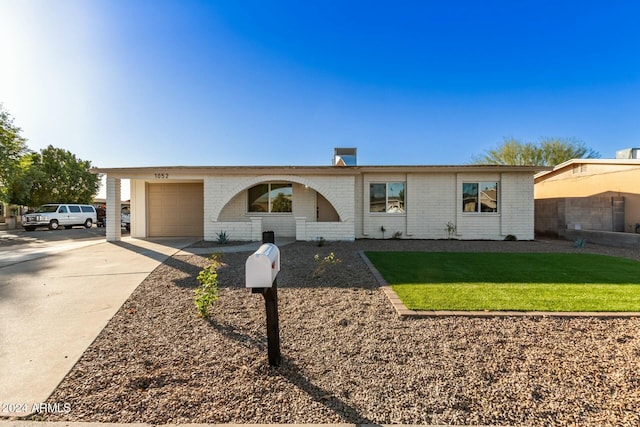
<box><xmin>392</xmin><ymin>231</ymin><xmax>403</xmax><ymax>239</ymax></box>
<box><xmin>504</xmin><ymin>234</ymin><xmax>517</xmax><ymax>241</ymax></box>
<box><xmin>380</xmin><ymin>226</ymin><xmax>386</xmax><ymax>239</ymax></box>
<box><xmin>312</xmin><ymin>252</ymin><xmax>342</xmax><ymax>278</ymax></box>
<box><xmin>194</xmin><ymin>254</ymin><xmax>221</xmax><ymax>318</ymax></box>
<box><xmin>216</xmin><ymin>231</ymin><xmax>230</xmax><ymax>244</ymax></box>
<box><xmin>317</xmin><ymin>237</ymin><xmax>326</xmax><ymax>247</ymax></box>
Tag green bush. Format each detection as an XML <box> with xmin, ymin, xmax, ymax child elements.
<box><xmin>312</xmin><ymin>252</ymin><xmax>341</xmax><ymax>278</ymax></box>
<box><xmin>194</xmin><ymin>254</ymin><xmax>221</xmax><ymax>318</ymax></box>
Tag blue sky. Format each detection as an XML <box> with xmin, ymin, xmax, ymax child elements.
<box><xmin>1</xmin><ymin>0</ymin><xmax>639</xmax><ymax>170</ymax></box>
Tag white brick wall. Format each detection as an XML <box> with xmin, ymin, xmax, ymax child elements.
<box><xmin>301</xmin><ymin>219</ymin><xmax>355</xmax><ymax>241</ymax></box>
<box><xmin>130</xmin><ymin>179</ymin><xmax>146</xmax><ymax>238</ymax></box>
<box><xmin>127</xmin><ymin>169</ymin><xmax>535</xmax><ymax>242</ymax></box>
<box><xmin>105</xmin><ymin>177</ymin><xmax>121</xmax><ymax>241</ymax></box>
<box><xmin>407</xmin><ymin>173</ymin><xmax>457</xmax><ymax>239</ymax></box>
<box><xmin>204</xmin><ymin>174</ymin><xmax>356</xmax><ymax>241</ymax></box>
<box><xmin>356</xmin><ymin>171</ymin><xmax>535</xmax><ymax>240</ymax></box>
<box><xmin>500</xmin><ymin>172</ymin><xmax>534</xmax><ymax>240</ymax></box>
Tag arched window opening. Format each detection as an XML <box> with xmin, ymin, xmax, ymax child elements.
<box><xmin>248</xmin><ymin>183</ymin><xmax>293</xmax><ymax>213</ymax></box>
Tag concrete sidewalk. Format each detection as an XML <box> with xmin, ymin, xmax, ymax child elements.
<box><xmin>0</xmin><ymin>237</ymin><xmax>197</xmax><ymax>417</ymax></box>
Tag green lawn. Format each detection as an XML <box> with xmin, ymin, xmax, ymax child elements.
<box><xmin>365</xmin><ymin>252</ymin><xmax>640</xmax><ymax>312</ymax></box>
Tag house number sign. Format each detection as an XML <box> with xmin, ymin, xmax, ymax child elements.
<box><xmin>154</xmin><ymin>173</ymin><xmax>169</xmax><ymax>179</ymax></box>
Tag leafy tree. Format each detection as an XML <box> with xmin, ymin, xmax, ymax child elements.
<box><xmin>471</xmin><ymin>137</ymin><xmax>600</xmax><ymax>167</ymax></box>
<box><xmin>23</xmin><ymin>145</ymin><xmax>100</xmax><ymax>206</ymax></box>
<box><xmin>0</xmin><ymin>105</ymin><xmax>30</xmax><ymax>202</ymax></box>
<box><xmin>2</xmin><ymin>153</ymin><xmax>43</xmax><ymax>206</ymax></box>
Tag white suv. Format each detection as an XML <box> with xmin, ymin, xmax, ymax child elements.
<box><xmin>22</xmin><ymin>204</ymin><xmax>97</xmax><ymax>231</ymax></box>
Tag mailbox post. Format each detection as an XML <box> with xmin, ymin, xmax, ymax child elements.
<box><xmin>245</xmin><ymin>233</ymin><xmax>281</xmax><ymax>366</ymax></box>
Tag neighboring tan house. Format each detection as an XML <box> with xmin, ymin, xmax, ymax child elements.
<box><xmin>93</xmin><ymin>149</ymin><xmax>545</xmax><ymax>242</ymax></box>
<box><xmin>534</xmin><ymin>151</ymin><xmax>640</xmax><ymax>236</ymax></box>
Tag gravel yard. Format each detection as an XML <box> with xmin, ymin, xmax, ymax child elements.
<box><xmin>40</xmin><ymin>239</ymin><xmax>640</xmax><ymax>426</ymax></box>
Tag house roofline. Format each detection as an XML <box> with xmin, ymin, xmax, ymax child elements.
<box><xmin>92</xmin><ymin>164</ymin><xmax>549</xmax><ymax>178</ymax></box>
<box><xmin>534</xmin><ymin>158</ymin><xmax>640</xmax><ymax>180</ymax></box>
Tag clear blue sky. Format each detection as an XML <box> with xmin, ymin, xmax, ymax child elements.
<box><xmin>1</xmin><ymin>0</ymin><xmax>639</xmax><ymax>169</ymax></box>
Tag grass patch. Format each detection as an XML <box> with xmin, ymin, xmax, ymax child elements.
<box><xmin>365</xmin><ymin>252</ymin><xmax>640</xmax><ymax>312</ymax></box>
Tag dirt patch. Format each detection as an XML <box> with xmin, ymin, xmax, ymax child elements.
<box><xmin>38</xmin><ymin>239</ymin><xmax>640</xmax><ymax>425</ymax></box>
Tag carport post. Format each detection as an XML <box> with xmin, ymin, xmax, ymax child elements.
<box><xmin>105</xmin><ymin>177</ymin><xmax>122</xmax><ymax>242</ymax></box>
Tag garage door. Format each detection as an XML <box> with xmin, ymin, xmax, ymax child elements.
<box><xmin>148</xmin><ymin>183</ymin><xmax>204</xmax><ymax>237</ymax></box>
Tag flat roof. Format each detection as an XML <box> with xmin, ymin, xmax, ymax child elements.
<box><xmin>534</xmin><ymin>158</ymin><xmax>640</xmax><ymax>180</ymax></box>
<box><xmin>92</xmin><ymin>164</ymin><xmax>549</xmax><ymax>178</ymax></box>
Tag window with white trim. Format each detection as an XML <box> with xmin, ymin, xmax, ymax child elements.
<box><xmin>248</xmin><ymin>183</ymin><xmax>293</xmax><ymax>213</ymax></box>
<box><xmin>370</xmin><ymin>182</ymin><xmax>405</xmax><ymax>213</ymax></box>
<box><xmin>462</xmin><ymin>182</ymin><xmax>498</xmax><ymax>213</ymax></box>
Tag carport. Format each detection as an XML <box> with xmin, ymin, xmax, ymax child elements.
<box><xmin>95</xmin><ymin>168</ymin><xmax>205</xmax><ymax>241</ymax></box>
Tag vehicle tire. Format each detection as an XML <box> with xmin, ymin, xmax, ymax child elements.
<box><xmin>49</xmin><ymin>220</ymin><xmax>60</xmax><ymax>230</ymax></box>
<box><xmin>24</xmin><ymin>226</ymin><xmax>36</xmax><ymax>231</ymax></box>
<box><xmin>84</xmin><ymin>218</ymin><xmax>93</xmax><ymax>228</ymax></box>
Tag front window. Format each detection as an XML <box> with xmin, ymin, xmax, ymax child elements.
<box><xmin>248</xmin><ymin>183</ymin><xmax>293</xmax><ymax>213</ymax></box>
<box><xmin>463</xmin><ymin>182</ymin><xmax>498</xmax><ymax>213</ymax></box>
<box><xmin>370</xmin><ymin>182</ymin><xmax>405</xmax><ymax>213</ymax></box>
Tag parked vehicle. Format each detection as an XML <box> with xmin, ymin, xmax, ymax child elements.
<box><xmin>22</xmin><ymin>204</ymin><xmax>97</xmax><ymax>231</ymax></box>
<box><xmin>120</xmin><ymin>206</ymin><xmax>130</xmax><ymax>231</ymax></box>
<box><xmin>101</xmin><ymin>208</ymin><xmax>130</xmax><ymax>231</ymax></box>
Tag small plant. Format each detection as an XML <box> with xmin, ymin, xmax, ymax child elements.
<box><xmin>216</xmin><ymin>231</ymin><xmax>230</xmax><ymax>244</ymax></box>
<box><xmin>504</xmin><ymin>234</ymin><xmax>517</xmax><ymax>241</ymax></box>
<box><xmin>445</xmin><ymin>221</ymin><xmax>457</xmax><ymax>239</ymax></box>
<box><xmin>380</xmin><ymin>225</ymin><xmax>386</xmax><ymax>239</ymax></box>
<box><xmin>312</xmin><ymin>252</ymin><xmax>342</xmax><ymax>278</ymax></box>
<box><xmin>194</xmin><ymin>254</ymin><xmax>221</xmax><ymax>318</ymax></box>
<box><xmin>317</xmin><ymin>237</ymin><xmax>326</xmax><ymax>247</ymax></box>
<box><xmin>392</xmin><ymin>231</ymin><xmax>403</xmax><ymax>239</ymax></box>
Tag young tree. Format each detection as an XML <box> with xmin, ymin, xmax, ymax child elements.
<box><xmin>0</xmin><ymin>105</ymin><xmax>30</xmax><ymax>202</ymax></box>
<box><xmin>471</xmin><ymin>137</ymin><xmax>600</xmax><ymax>167</ymax></box>
<box><xmin>25</xmin><ymin>146</ymin><xmax>101</xmax><ymax>206</ymax></box>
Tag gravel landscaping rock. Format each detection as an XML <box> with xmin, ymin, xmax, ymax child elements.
<box><xmin>39</xmin><ymin>239</ymin><xmax>640</xmax><ymax>425</ymax></box>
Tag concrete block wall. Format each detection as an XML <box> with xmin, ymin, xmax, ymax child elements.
<box><xmin>105</xmin><ymin>177</ymin><xmax>122</xmax><ymax>241</ymax></box>
<box><xmin>565</xmin><ymin>197</ymin><xmax>613</xmax><ymax>231</ymax></box>
<box><xmin>204</xmin><ymin>174</ymin><xmax>355</xmax><ymax>241</ymax></box>
<box><xmin>357</xmin><ymin>171</ymin><xmax>536</xmax><ymax>240</ymax></box>
<box><xmin>298</xmin><ymin>219</ymin><xmax>355</xmax><ymax>241</ymax></box>
<box><xmin>407</xmin><ymin>174</ymin><xmax>457</xmax><ymax>239</ymax></box>
<box><xmin>208</xmin><ymin>221</ymin><xmax>254</xmax><ymax>241</ymax></box>
<box><xmin>534</xmin><ymin>198</ymin><xmax>564</xmax><ymax>235</ymax></box>
<box><xmin>500</xmin><ymin>173</ymin><xmax>535</xmax><ymax>240</ymax></box>
<box><xmin>535</xmin><ymin>197</ymin><xmax>618</xmax><ymax>235</ymax></box>
<box><xmin>130</xmin><ymin>179</ymin><xmax>146</xmax><ymax>238</ymax></box>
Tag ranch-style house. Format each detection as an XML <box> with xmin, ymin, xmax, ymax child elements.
<box><xmin>94</xmin><ymin>149</ymin><xmax>546</xmax><ymax>242</ymax></box>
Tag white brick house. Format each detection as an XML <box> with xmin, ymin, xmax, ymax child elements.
<box><xmin>93</xmin><ymin>162</ymin><xmax>543</xmax><ymax>242</ymax></box>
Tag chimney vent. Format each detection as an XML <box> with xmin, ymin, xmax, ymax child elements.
<box><xmin>333</xmin><ymin>148</ymin><xmax>357</xmax><ymax>166</ymax></box>
<box><xmin>616</xmin><ymin>148</ymin><xmax>640</xmax><ymax>159</ymax></box>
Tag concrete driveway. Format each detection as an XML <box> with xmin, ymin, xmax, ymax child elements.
<box><xmin>0</xmin><ymin>235</ymin><xmax>197</xmax><ymax>417</ymax></box>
